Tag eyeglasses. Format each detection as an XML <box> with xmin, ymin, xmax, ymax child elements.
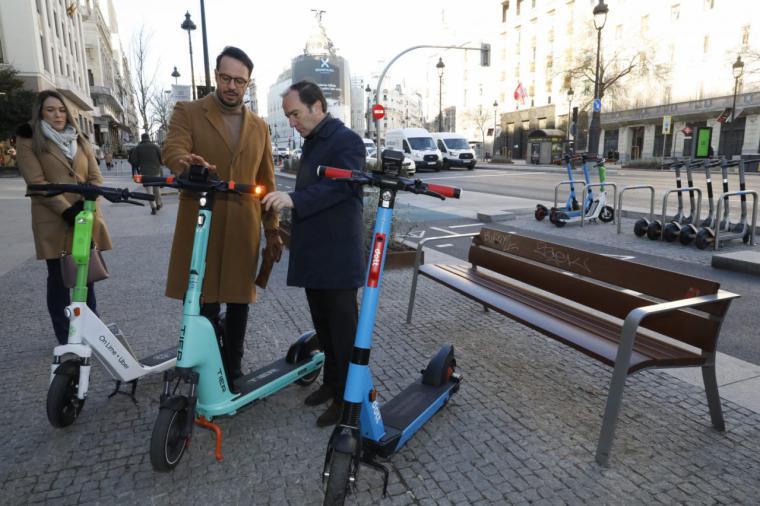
<box><xmin>217</xmin><ymin>73</ymin><xmax>248</xmax><ymax>87</ymax></box>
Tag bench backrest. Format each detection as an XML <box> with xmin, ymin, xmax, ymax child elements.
<box><xmin>469</xmin><ymin>228</ymin><xmax>730</xmax><ymax>352</ymax></box>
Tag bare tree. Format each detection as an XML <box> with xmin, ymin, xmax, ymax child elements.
<box><xmin>130</xmin><ymin>26</ymin><xmax>157</xmax><ymax>135</ymax></box>
<box><xmin>150</xmin><ymin>90</ymin><xmax>174</xmax><ymax>139</ymax></box>
<box><xmin>463</xmin><ymin>106</ymin><xmax>490</xmax><ymax>159</ymax></box>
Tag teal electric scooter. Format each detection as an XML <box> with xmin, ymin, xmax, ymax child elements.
<box><xmin>139</xmin><ymin>166</ymin><xmax>325</xmax><ymax>471</ymax></box>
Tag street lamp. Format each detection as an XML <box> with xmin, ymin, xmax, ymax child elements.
<box><xmin>180</xmin><ymin>11</ymin><xmax>197</xmax><ymax>100</ymax></box>
<box><xmin>587</xmin><ymin>0</ymin><xmax>608</xmax><ymax>156</ymax></box>
<box><xmin>171</xmin><ymin>66</ymin><xmax>180</xmax><ymax>85</ymax></box>
<box><xmin>493</xmin><ymin>100</ymin><xmax>498</xmax><ymax>156</ymax></box>
<box><xmin>731</xmin><ymin>55</ymin><xmax>744</xmax><ymax>123</ymax></box>
<box><xmin>436</xmin><ymin>57</ymin><xmax>445</xmax><ymax>132</ymax></box>
<box><xmin>566</xmin><ymin>86</ymin><xmax>574</xmax><ymax>143</ymax></box>
<box><xmin>365</xmin><ymin>84</ymin><xmax>372</xmax><ymax>138</ymax></box>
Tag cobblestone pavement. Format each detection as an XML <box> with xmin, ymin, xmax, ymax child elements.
<box><xmin>2</xmin><ymin>195</ymin><xmax>760</xmax><ymax>505</ymax></box>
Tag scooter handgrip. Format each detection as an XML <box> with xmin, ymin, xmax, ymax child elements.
<box><xmin>318</xmin><ymin>166</ymin><xmax>353</xmax><ymax>179</ymax></box>
<box><xmin>230</xmin><ymin>182</ymin><xmax>267</xmax><ymax>197</ymax></box>
<box><xmin>426</xmin><ymin>183</ymin><xmax>461</xmax><ymax>199</ymax></box>
<box><xmin>128</xmin><ymin>191</ymin><xmax>155</xmax><ymax>201</ymax></box>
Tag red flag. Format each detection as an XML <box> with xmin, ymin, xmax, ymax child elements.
<box><xmin>513</xmin><ymin>82</ymin><xmax>526</xmax><ymax>105</ymax></box>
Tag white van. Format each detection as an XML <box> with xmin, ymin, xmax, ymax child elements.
<box><xmin>431</xmin><ymin>132</ymin><xmax>477</xmax><ymax>170</ymax></box>
<box><xmin>384</xmin><ymin>128</ymin><xmax>442</xmax><ymax>171</ymax></box>
<box><xmin>363</xmin><ymin>138</ymin><xmax>377</xmax><ymax>158</ymax></box>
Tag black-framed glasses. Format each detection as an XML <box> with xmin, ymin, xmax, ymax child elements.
<box><xmin>217</xmin><ymin>73</ymin><xmax>248</xmax><ymax>87</ymax></box>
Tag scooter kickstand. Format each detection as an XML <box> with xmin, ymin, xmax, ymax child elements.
<box><xmin>107</xmin><ymin>379</ymin><xmax>139</xmax><ymax>404</ymax></box>
<box><xmin>195</xmin><ymin>416</ymin><xmax>224</xmax><ymax>461</ymax></box>
<box><xmin>361</xmin><ymin>455</ymin><xmax>389</xmax><ymax>496</ymax></box>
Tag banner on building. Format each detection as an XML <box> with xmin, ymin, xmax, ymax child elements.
<box><xmin>662</xmin><ymin>115</ymin><xmax>672</xmax><ymax>134</ymax></box>
<box><xmin>513</xmin><ymin>82</ymin><xmax>526</xmax><ymax>105</ymax></box>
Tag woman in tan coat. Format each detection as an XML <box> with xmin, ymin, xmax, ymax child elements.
<box><xmin>16</xmin><ymin>89</ymin><xmax>112</xmax><ymax>345</ymax></box>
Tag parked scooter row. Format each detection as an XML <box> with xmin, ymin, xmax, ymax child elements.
<box><xmin>535</xmin><ymin>152</ymin><xmax>615</xmax><ymax>227</ymax></box>
<box><xmin>631</xmin><ymin>157</ymin><xmax>757</xmax><ymax>250</ymax></box>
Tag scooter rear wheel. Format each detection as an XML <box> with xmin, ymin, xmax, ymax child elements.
<box><xmin>47</xmin><ymin>360</ymin><xmax>85</xmax><ymax>428</ymax></box>
<box><xmin>150</xmin><ymin>400</ymin><xmax>190</xmax><ymax>471</ymax></box>
<box><xmin>695</xmin><ymin>228</ymin><xmax>714</xmax><ymax>250</ymax></box>
<box><xmin>662</xmin><ymin>223</ymin><xmax>680</xmax><ymax>242</ymax></box>
<box><xmin>679</xmin><ymin>226</ymin><xmax>697</xmax><ymax>246</ymax></box>
<box><xmin>598</xmin><ymin>205</ymin><xmax>614</xmax><ymax>223</ymax></box>
<box><xmin>633</xmin><ymin>218</ymin><xmax>649</xmax><ymax>237</ymax></box>
<box><xmin>554</xmin><ymin>212</ymin><xmax>568</xmax><ymax>227</ymax></box>
<box><xmin>646</xmin><ymin>221</ymin><xmax>662</xmax><ymax>240</ymax></box>
<box><xmin>296</xmin><ymin>366</ymin><xmax>321</xmax><ymax>386</ymax></box>
<box><xmin>534</xmin><ymin>205</ymin><xmax>548</xmax><ymax>221</ymax></box>
<box><xmin>323</xmin><ymin>451</ymin><xmax>352</xmax><ymax>506</ymax></box>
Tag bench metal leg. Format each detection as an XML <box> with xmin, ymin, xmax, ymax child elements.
<box><xmin>596</xmin><ymin>319</ymin><xmax>639</xmax><ymax>467</ymax></box>
<box><xmin>701</xmin><ymin>354</ymin><xmax>725</xmax><ymax>431</ymax></box>
<box><xmin>405</xmin><ymin>246</ymin><xmax>427</xmax><ymax>324</ymax></box>
<box><xmin>482</xmin><ymin>304</ymin><xmax>489</xmax><ymax>313</ymax></box>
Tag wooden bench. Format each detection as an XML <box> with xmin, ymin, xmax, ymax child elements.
<box><xmin>406</xmin><ymin>227</ymin><xmax>740</xmax><ymax>466</ymax></box>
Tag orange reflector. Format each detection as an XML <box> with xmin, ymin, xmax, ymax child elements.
<box><xmin>166</xmin><ymin>175</ymin><xmax>175</xmax><ymax>183</ymax></box>
<box><xmin>369</xmin><ymin>389</ymin><xmax>377</xmax><ymax>402</ymax></box>
<box><xmin>133</xmin><ymin>175</ymin><xmax>142</xmax><ymax>183</ymax></box>
<box><xmin>228</xmin><ymin>181</ymin><xmax>236</xmax><ymax>190</ymax></box>
<box><xmin>73</xmin><ymin>307</ymin><xmax>81</xmax><ymax>317</ymax></box>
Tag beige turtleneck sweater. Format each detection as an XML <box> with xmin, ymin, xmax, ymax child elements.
<box><xmin>212</xmin><ymin>93</ymin><xmax>244</xmax><ymax>152</ymax></box>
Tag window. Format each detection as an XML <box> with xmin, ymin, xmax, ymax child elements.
<box><xmin>516</xmin><ymin>0</ymin><xmax>522</xmax><ymax>16</ymax></box>
<box><xmin>502</xmin><ymin>0</ymin><xmax>508</xmax><ymax>22</ymax></box>
<box><xmin>703</xmin><ymin>35</ymin><xmax>709</xmax><ymax>54</ymax></box>
<box><xmin>742</xmin><ymin>25</ymin><xmax>750</xmax><ymax>48</ymax></box>
<box><xmin>671</xmin><ymin>4</ymin><xmax>680</xmax><ymax>21</ymax></box>
<box><xmin>704</xmin><ymin>0</ymin><xmax>714</xmax><ymax>9</ymax></box>
<box><xmin>615</xmin><ymin>24</ymin><xmax>623</xmax><ymax>41</ymax></box>
<box><xmin>641</xmin><ymin>15</ymin><xmax>649</xmax><ymax>35</ymax></box>
<box><xmin>40</xmin><ymin>36</ymin><xmax>49</xmax><ymax>71</ymax></box>
<box><xmin>0</xmin><ymin>38</ymin><xmax>4</xmax><ymax>64</ymax></box>
<box><xmin>54</xmin><ymin>12</ymin><xmax>59</xmax><ymax>36</ymax></box>
<box><xmin>531</xmin><ymin>0</ymin><xmax>536</xmax><ymax>8</ymax></box>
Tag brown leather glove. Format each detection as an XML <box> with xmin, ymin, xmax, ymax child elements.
<box><xmin>255</xmin><ymin>229</ymin><xmax>284</xmax><ymax>288</ymax></box>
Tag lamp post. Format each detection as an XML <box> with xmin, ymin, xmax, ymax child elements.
<box><xmin>180</xmin><ymin>12</ymin><xmax>197</xmax><ymax>100</ymax></box>
<box><xmin>365</xmin><ymin>84</ymin><xmax>372</xmax><ymax>138</ymax></box>
<box><xmin>171</xmin><ymin>66</ymin><xmax>180</xmax><ymax>85</ymax></box>
<box><xmin>199</xmin><ymin>0</ymin><xmax>211</xmax><ymax>96</ymax></box>
<box><xmin>566</xmin><ymin>86</ymin><xmax>574</xmax><ymax>143</ymax></box>
<box><xmin>731</xmin><ymin>55</ymin><xmax>744</xmax><ymax>123</ymax></box>
<box><xmin>436</xmin><ymin>57</ymin><xmax>445</xmax><ymax>132</ymax></box>
<box><xmin>493</xmin><ymin>100</ymin><xmax>498</xmax><ymax>156</ymax></box>
<box><xmin>587</xmin><ymin>0</ymin><xmax>608</xmax><ymax>156</ymax></box>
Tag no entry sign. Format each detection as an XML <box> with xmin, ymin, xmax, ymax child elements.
<box><xmin>371</xmin><ymin>104</ymin><xmax>385</xmax><ymax>120</ymax></box>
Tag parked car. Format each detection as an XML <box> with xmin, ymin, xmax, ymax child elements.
<box><xmin>275</xmin><ymin>147</ymin><xmax>290</xmax><ymax>160</ymax></box>
<box><xmin>291</xmin><ymin>148</ymin><xmax>302</xmax><ymax>160</ymax></box>
<box><xmin>385</xmin><ymin>128</ymin><xmax>442</xmax><ymax>171</ymax></box>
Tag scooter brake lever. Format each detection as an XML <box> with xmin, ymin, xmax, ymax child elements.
<box><xmin>123</xmin><ymin>199</ymin><xmax>146</xmax><ymax>206</ymax></box>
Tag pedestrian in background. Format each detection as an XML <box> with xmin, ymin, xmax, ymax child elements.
<box><xmin>263</xmin><ymin>80</ymin><xmax>366</xmax><ymax>427</ymax></box>
<box><xmin>15</xmin><ymin>89</ymin><xmax>112</xmax><ymax>345</ymax></box>
<box><xmin>129</xmin><ymin>133</ymin><xmax>164</xmax><ymax>214</ymax></box>
<box><xmin>162</xmin><ymin>46</ymin><xmax>281</xmax><ymax>389</ymax></box>
<box><xmin>104</xmin><ymin>150</ymin><xmax>113</xmax><ymax>171</ymax></box>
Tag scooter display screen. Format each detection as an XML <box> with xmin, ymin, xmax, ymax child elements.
<box><xmin>380</xmin><ymin>149</ymin><xmax>404</xmax><ymax>177</ymax></box>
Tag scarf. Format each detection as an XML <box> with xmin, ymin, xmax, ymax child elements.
<box><xmin>41</xmin><ymin>121</ymin><xmax>78</xmax><ymax>161</ymax></box>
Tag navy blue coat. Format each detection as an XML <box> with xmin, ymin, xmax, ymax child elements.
<box><xmin>287</xmin><ymin>117</ymin><xmax>366</xmax><ymax>289</ymax></box>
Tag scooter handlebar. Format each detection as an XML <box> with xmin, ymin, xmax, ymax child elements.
<box><xmin>316</xmin><ymin>165</ymin><xmax>461</xmax><ymax>199</ymax></box>
<box><xmin>317</xmin><ymin>166</ymin><xmax>354</xmax><ymax>179</ymax></box>
<box><xmin>425</xmin><ymin>183</ymin><xmax>461</xmax><ymax>199</ymax></box>
<box><xmin>134</xmin><ymin>174</ymin><xmax>266</xmax><ymax>197</ymax></box>
<box><xmin>27</xmin><ymin>183</ymin><xmax>155</xmax><ymax>204</ymax></box>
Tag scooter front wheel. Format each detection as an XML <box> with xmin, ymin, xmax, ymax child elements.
<box><xmin>47</xmin><ymin>360</ymin><xmax>85</xmax><ymax>428</ymax></box>
<box><xmin>150</xmin><ymin>400</ymin><xmax>190</xmax><ymax>471</ymax></box>
<box><xmin>553</xmin><ymin>212</ymin><xmax>568</xmax><ymax>227</ymax></box>
<box><xmin>598</xmin><ymin>205</ymin><xmax>614</xmax><ymax>223</ymax></box>
<box><xmin>534</xmin><ymin>205</ymin><xmax>548</xmax><ymax>221</ymax></box>
<box><xmin>323</xmin><ymin>451</ymin><xmax>352</xmax><ymax>506</ymax></box>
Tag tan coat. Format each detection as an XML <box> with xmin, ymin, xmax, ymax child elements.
<box><xmin>16</xmin><ymin>132</ymin><xmax>112</xmax><ymax>260</ymax></box>
<box><xmin>162</xmin><ymin>95</ymin><xmax>277</xmax><ymax>304</ymax></box>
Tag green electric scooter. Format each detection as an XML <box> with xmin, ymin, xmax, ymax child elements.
<box><xmin>138</xmin><ymin>166</ymin><xmax>325</xmax><ymax>471</ymax></box>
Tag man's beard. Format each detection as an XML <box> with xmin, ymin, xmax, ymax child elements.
<box><xmin>217</xmin><ymin>89</ymin><xmax>242</xmax><ymax>107</ymax></box>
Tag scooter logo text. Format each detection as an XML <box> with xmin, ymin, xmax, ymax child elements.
<box><xmin>98</xmin><ymin>335</ymin><xmax>128</xmax><ymax>369</ymax></box>
<box><xmin>367</xmin><ymin>233</ymin><xmax>386</xmax><ymax>288</ymax></box>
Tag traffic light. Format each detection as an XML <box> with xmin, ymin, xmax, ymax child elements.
<box><xmin>480</xmin><ymin>43</ymin><xmax>491</xmax><ymax>67</ymax></box>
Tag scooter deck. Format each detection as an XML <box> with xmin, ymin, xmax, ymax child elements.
<box><xmin>233</xmin><ymin>358</ymin><xmax>304</xmax><ymax>397</ymax></box>
<box><xmin>371</xmin><ymin>377</ymin><xmax>459</xmax><ymax>457</ymax></box>
<box><xmin>140</xmin><ymin>346</ymin><xmax>178</xmax><ymax>367</ymax></box>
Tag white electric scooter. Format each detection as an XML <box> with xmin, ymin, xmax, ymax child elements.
<box><xmin>27</xmin><ymin>183</ymin><xmax>177</xmax><ymax>428</ymax></box>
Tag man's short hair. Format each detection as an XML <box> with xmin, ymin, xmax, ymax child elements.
<box><xmin>141</xmin><ymin>133</ymin><xmax>150</xmax><ymax>141</ymax></box>
<box><xmin>285</xmin><ymin>80</ymin><xmax>327</xmax><ymax>113</ymax></box>
<box><xmin>216</xmin><ymin>46</ymin><xmax>254</xmax><ymax>75</ymax></box>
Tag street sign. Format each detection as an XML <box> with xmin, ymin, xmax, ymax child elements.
<box><xmin>662</xmin><ymin>115</ymin><xmax>672</xmax><ymax>135</ymax></box>
<box><xmin>371</xmin><ymin>104</ymin><xmax>385</xmax><ymax>120</ymax></box>
<box><xmin>593</xmin><ymin>98</ymin><xmax>602</xmax><ymax>112</ymax></box>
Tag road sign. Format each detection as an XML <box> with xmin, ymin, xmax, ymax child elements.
<box><xmin>662</xmin><ymin>115</ymin><xmax>672</xmax><ymax>135</ymax></box>
<box><xmin>371</xmin><ymin>104</ymin><xmax>385</xmax><ymax>120</ymax></box>
<box><xmin>593</xmin><ymin>99</ymin><xmax>602</xmax><ymax>112</ymax></box>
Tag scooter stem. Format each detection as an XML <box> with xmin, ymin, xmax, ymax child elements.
<box><xmin>72</xmin><ymin>199</ymin><xmax>97</xmax><ymax>303</ymax></box>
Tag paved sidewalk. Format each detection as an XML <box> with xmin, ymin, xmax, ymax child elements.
<box><xmin>2</xmin><ymin>180</ymin><xmax>760</xmax><ymax>504</ymax></box>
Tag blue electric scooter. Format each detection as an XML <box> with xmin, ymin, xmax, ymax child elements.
<box><xmin>549</xmin><ymin>153</ymin><xmax>596</xmax><ymax>226</ymax></box>
<box><xmin>138</xmin><ymin>167</ymin><xmax>325</xmax><ymax>471</ymax></box>
<box><xmin>318</xmin><ymin>150</ymin><xmax>462</xmax><ymax>505</ymax></box>
<box><xmin>535</xmin><ymin>152</ymin><xmax>585</xmax><ymax>222</ymax></box>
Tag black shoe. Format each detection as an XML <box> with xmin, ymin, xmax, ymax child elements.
<box><xmin>304</xmin><ymin>384</ymin><xmax>333</xmax><ymax>406</ymax></box>
<box><xmin>316</xmin><ymin>401</ymin><xmax>343</xmax><ymax>427</ymax></box>
<box><xmin>151</xmin><ymin>207</ymin><xmax>157</xmax><ymax>215</ymax></box>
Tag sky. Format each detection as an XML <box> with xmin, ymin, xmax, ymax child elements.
<box><xmin>110</xmin><ymin>0</ymin><xmax>495</xmax><ymax>115</ymax></box>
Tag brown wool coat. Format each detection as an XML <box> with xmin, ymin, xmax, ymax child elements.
<box><xmin>162</xmin><ymin>94</ymin><xmax>277</xmax><ymax>304</ymax></box>
<box><xmin>16</xmin><ymin>132</ymin><xmax>112</xmax><ymax>260</ymax></box>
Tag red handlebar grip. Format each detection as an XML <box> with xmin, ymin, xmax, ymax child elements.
<box><xmin>427</xmin><ymin>183</ymin><xmax>461</xmax><ymax>199</ymax></box>
<box><xmin>319</xmin><ymin>166</ymin><xmax>353</xmax><ymax>179</ymax></box>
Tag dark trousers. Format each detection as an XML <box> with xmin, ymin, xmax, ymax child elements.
<box><xmin>200</xmin><ymin>302</ymin><xmax>249</xmax><ymax>378</ymax></box>
<box><xmin>305</xmin><ymin>288</ymin><xmax>358</xmax><ymax>402</ymax></box>
<box><xmin>46</xmin><ymin>259</ymin><xmax>97</xmax><ymax>345</ymax></box>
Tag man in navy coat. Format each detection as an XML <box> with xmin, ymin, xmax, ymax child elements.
<box><xmin>263</xmin><ymin>80</ymin><xmax>365</xmax><ymax>426</ymax></box>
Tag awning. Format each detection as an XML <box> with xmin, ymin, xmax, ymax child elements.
<box><xmin>528</xmin><ymin>128</ymin><xmax>565</xmax><ymax>139</ymax></box>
